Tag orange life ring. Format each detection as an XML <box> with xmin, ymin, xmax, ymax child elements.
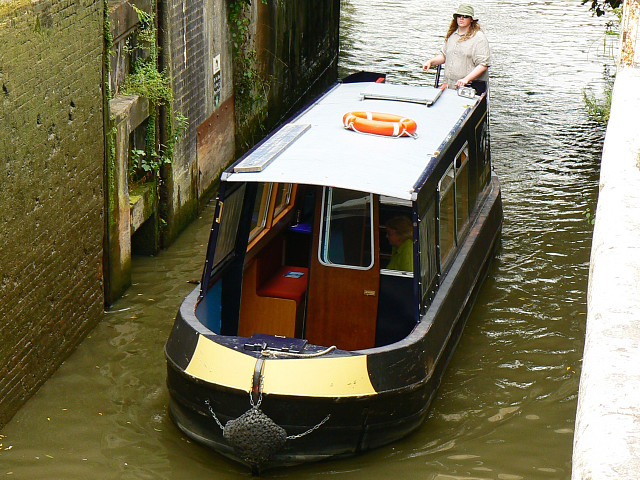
<box><xmin>342</xmin><ymin>111</ymin><xmax>417</xmax><ymax>137</ymax></box>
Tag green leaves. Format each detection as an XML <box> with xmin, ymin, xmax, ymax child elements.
<box><xmin>227</xmin><ymin>0</ymin><xmax>271</xmax><ymax>124</ymax></box>
<box><xmin>120</xmin><ymin>7</ymin><xmax>188</xmax><ymax>184</ymax></box>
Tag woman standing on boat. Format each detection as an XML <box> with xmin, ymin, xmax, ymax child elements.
<box><xmin>422</xmin><ymin>4</ymin><xmax>490</xmax><ymax>93</ymax></box>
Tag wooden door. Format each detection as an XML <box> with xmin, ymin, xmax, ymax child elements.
<box><xmin>305</xmin><ymin>189</ymin><xmax>379</xmax><ymax>350</ymax></box>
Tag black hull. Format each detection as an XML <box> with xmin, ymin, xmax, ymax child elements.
<box><xmin>165</xmin><ymin>176</ymin><xmax>502</xmax><ymax>471</ymax></box>
<box><xmin>167</xmin><ymin>365</ymin><xmax>436</xmax><ymax>467</ymax></box>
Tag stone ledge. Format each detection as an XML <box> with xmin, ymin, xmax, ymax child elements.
<box><xmin>572</xmin><ymin>68</ymin><xmax>640</xmax><ymax>479</ymax></box>
<box><xmin>129</xmin><ymin>181</ymin><xmax>156</xmax><ymax>234</ymax></box>
<box><xmin>109</xmin><ymin>94</ymin><xmax>149</xmax><ymax>132</ymax></box>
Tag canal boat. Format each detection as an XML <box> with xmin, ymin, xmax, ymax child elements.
<box><xmin>164</xmin><ymin>73</ymin><xmax>502</xmax><ymax>473</ymax></box>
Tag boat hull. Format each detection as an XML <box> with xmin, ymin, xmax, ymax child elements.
<box><xmin>167</xmin><ymin>363</ymin><xmax>436</xmax><ymax>466</ymax></box>
<box><xmin>165</xmin><ymin>175</ymin><xmax>502</xmax><ymax>471</ymax></box>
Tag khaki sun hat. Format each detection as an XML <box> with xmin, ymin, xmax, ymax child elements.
<box><xmin>453</xmin><ymin>4</ymin><xmax>478</xmax><ymax>20</ymax></box>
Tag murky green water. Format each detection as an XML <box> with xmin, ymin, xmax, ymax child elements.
<box><xmin>0</xmin><ymin>0</ymin><xmax>612</xmax><ymax>478</ymax></box>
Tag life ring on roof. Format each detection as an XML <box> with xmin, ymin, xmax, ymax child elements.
<box><xmin>342</xmin><ymin>111</ymin><xmax>417</xmax><ymax>138</ymax></box>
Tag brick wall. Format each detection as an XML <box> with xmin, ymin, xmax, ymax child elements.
<box><xmin>159</xmin><ymin>0</ymin><xmax>340</xmax><ymax>246</ymax></box>
<box><xmin>257</xmin><ymin>0</ymin><xmax>340</xmax><ymax>130</ymax></box>
<box><xmin>159</xmin><ymin>0</ymin><xmax>206</xmax><ymax>244</ymax></box>
<box><xmin>0</xmin><ymin>0</ymin><xmax>104</xmax><ymax>428</ymax></box>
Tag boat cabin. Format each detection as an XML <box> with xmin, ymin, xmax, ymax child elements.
<box><xmin>195</xmin><ymin>79</ymin><xmax>493</xmax><ymax>352</ymax></box>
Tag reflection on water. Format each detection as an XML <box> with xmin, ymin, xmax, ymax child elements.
<box><xmin>1</xmin><ymin>0</ymin><xmax>611</xmax><ymax>478</ymax></box>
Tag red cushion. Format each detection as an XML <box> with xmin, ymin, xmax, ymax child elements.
<box><xmin>257</xmin><ymin>266</ymin><xmax>309</xmax><ymax>303</ymax></box>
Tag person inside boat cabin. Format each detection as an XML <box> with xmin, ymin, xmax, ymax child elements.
<box><xmin>421</xmin><ymin>4</ymin><xmax>490</xmax><ymax>94</ymax></box>
<box><xmin>385</xmin><ymin>216</ymin><xmax>413</xmax><ymax>272</ymax></box>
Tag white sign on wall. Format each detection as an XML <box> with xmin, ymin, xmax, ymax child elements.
<box><xmin>213</xmin><ymin>54</ymin><xmax>221</xmax><ymax>107</ymax></box>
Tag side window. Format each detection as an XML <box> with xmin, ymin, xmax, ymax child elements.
<box><xmin>476</xmin><ymin>113</ymin><xmax>491</xmax><ymax>193</ymax></box>
<box><xmin>249</xmin><ymin>183</ymin><xmax>273</xmax><ymax>241</ymax></box>
<box><xmin>319</xmin><ymin>187</ymin><xmax>374</xmax><ymax>269</ymax></box>
<box><xmin>212</xmin><ymin>184</ymin><xmax>246</xmax><ymax>266</ymax></box>
<box><xmin>456</xmin><ymin>144</ymin><xmax>470</xmax><ymax>238</ymax></box>
<box><xmin>379</xmin><ymin>197</ymin><xmax>413</xmax><ymax>273</ymax></box>
<box><xmin>438</xmin><ymin>164</ymin><xmax>456</xmax><ymax>267</ymax></box>
<box><xmin>419</xmin><ymin>197</ymin><xmax>437</xmax><ymax>304</ymax></box>
<box><xmin>273</xmin><ymin>183</ymin><xmax>293</xmax><ymax>219</ymax></box>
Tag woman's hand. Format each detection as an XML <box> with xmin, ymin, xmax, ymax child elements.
<box><xmin>455</xmin><ymin>77</ymin><xmax>469</xmax><ymax>88</ymax></box>
<box><xmin>422</xmin><ymin>54</ymin><xmax>445</xmax><ymax>72</ymax></box>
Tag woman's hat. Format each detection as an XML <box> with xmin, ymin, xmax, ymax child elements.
<box><xmin>453</xmin><ymin>4</ymin><xmax>478</xmax><ymax>20</ymax></box>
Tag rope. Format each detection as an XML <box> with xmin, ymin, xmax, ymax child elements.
<box><xmin>260</xmin><ymin>345</ymin><xmax>337</xmax><ymax>358</ymax></box>
<box><xmin>344</xmin><ymin>121</ymin><xmax>418</xmax><ymax>139</ymax></box>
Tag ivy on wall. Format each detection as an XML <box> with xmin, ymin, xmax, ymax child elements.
<box><xmin>119</xmin><ymin>6</ymin><xmax>188</xmax><ymax>184</ymax></box>
<box><xmin>227</xmin><ymin>0</ymin><xmax>271</xmax><ymax>133</ymax></box>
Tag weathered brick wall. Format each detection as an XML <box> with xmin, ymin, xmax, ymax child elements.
<box><xmin>160</xmin><ymin>0</ymin><xmax>234</xmax><ymax>245</ymax></box>
<box><xmin>230</xmin><ymin>0</ymin><xmax>341</xmax><ymax>151</ymax></box>
<box><xmin>160</xmin><ymin>0</ymin><xmax>340</xmax><ymax>246</ymax></box>
<box><xmin>257</xmin><ymin>0</ymin><xmax>340</xmax><ymax>131</ymax></box>
<box><xmin>0</xmin><ymin>0</ymin><xmax>104</xmax><ymax>428</ymax></box>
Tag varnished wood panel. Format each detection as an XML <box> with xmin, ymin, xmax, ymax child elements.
<box><xmin>305</xmin><ymin>194</ymin><xmax>380</xmax><ymax>350</ymax></box>
<box><xmin>238</xmin><ymin>260</ymin><xmax>299</xmax><ymax>337</ymax></box>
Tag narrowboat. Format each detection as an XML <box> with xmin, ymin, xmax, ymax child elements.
<box><xmin>165</xmin><ymin>72</ymin><xmax>502</xmax><ymax>473</ymax></box>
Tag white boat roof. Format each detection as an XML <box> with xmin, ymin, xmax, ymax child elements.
<box><xmin>223</xmin><ymin>82</ymin><xmax>479</xmax><ymax>200</ymax></box>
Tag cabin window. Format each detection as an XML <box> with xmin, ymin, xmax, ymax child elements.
<box><xmin>319</xmin><ymin>187</ymin><xmax>374</xmax><ymax>269</ymax></box>
<box><xmin>273</xmin><ymin>183</ymin><xmax>293</xmax><ymax>219</ymax></box>
<box><xmin>212</xmin><ymin>184</ymin><xmax>246</xmax><ymax>266</ymax></box>
<box><xmin>438</xmin><ymin>164</ymin><xmax>456</xmax><ymax>267</ymax></box>
<box><xmin>476</xmin><ymin>114</ymin><xmax>491</xmax><ymax>193</ymax></box>
<box><xmin>456</xmin><ymin>144</ymin><xmax>470</xmax><ymax>238</ymax></box>
<box><xmin>249</xmin><ymin>183</ymin><xmax>273</xmax><ymax>241</ymax></box>
<box><xmin>379</xmin><ymin>196</ymin><xmax>413</xmax><ymax>273</ymax></box>
<box><xmin>419</xmin><ymin>197</ymin><xmax>437</xmax><ymax>301</ymax></box>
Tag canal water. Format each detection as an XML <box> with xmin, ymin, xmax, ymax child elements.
<box><xmin>1</xmin><ymin>0</ymin><xmax>612</xmax><ymax>478</ymax></box>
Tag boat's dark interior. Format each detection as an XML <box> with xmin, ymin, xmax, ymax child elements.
<box><xmin>196</xmin><ymin>183</ymin><xmax>418</xmax><ymax>350</ymax></box>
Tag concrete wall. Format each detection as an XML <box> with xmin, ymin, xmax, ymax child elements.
<box><xmin>0</xmin><ymin>0</ymin><xmax>105</xmax><ymax>428</ymax></box>
<box><xmin>159</xmin><ymin>0</ymin><xmax>236</xmax><ymax>245</ymax></box>
<box><xmin>572</xmin><ymin>0</ymin><xmax>640</xmax><ymax>477</ymax></box>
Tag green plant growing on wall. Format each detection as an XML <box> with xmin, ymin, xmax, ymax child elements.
<box><xmin>228</xmin><ymin>0</ymin><xmax>271</xmax><ymax>130</ymax></box>
<box><xmin>120</xmin><ymin>5</ymin><xmax>188</xmax><ymax>184</ymax></box>
<box><xmin>582</xmin><ymin>6</ymin><xmax>620</xmax><ymax>124</ymax></box>
<box><xmin>583</xmin><ymin>83</ymin><xmax>613</xmax><ymax>123</ymax></box>
<box><xmin>584</xmin><ymin>207</ymin><xmax>596</xmax><ymax>225</ymax></box>
<box><xmin>103</xmin><ymin>0</ymin><xmax>118</xmax><ymax>223</ymax></box>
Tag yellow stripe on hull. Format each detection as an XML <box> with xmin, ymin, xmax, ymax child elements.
<box><xmin>185</xmin><ymin>335</ymin><xmax>377</xmax><ymax>397</ymax></box>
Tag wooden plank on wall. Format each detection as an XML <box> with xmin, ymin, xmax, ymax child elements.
<box><xmin>197</xmin><ymin>96</ymin><xmax>236</xmax><ymax>197</ymax></box>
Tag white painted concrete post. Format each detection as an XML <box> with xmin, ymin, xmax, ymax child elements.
<box><xmin>572</xmin><ymin>0</ymin><xmax>640</xmax><ymax>478</ymax></box>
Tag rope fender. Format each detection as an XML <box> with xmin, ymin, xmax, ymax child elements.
<box><xmin>204</xmin><ymin>352</ymin><xmax>333</xmax><ymax>472</ymax></box>
<box><xmin>343</xmin><ymin>111</ymin><xmax>417</xmax><ymax>137</ymax></box>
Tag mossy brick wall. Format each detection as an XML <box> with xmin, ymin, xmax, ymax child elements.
<box><xmin>0</xmin><ymin>0</ymin><xmax>104</xmax><ymax>428</ymax></box>
<box><xmin>257</xmin><ymin>0</ymin><xmax>340</xmax><ymax>130</ymax></box>
<box><xmin>159</xmin><ymin>0</ymin><xmax>207</xmax><ymax>246</ymax></box>
<box><xmin>235</xmin><ymin>0</ymin><xmax>341</xmax><ymax>151</ymax></box>
<box><xmin>159</xmin><ymin>0</ymin><xmax>340</xmax><ymax>246</ymax></box>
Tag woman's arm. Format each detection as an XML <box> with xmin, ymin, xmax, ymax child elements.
<box><xmin>422</xmin><ymin>53</ymin><xmax>445</xmax><ymax>71</ymax></box>
<box><xmin>455</xmin><ymin>64</ymin><xmax>488</xmax><ymax>88</ymax></box>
